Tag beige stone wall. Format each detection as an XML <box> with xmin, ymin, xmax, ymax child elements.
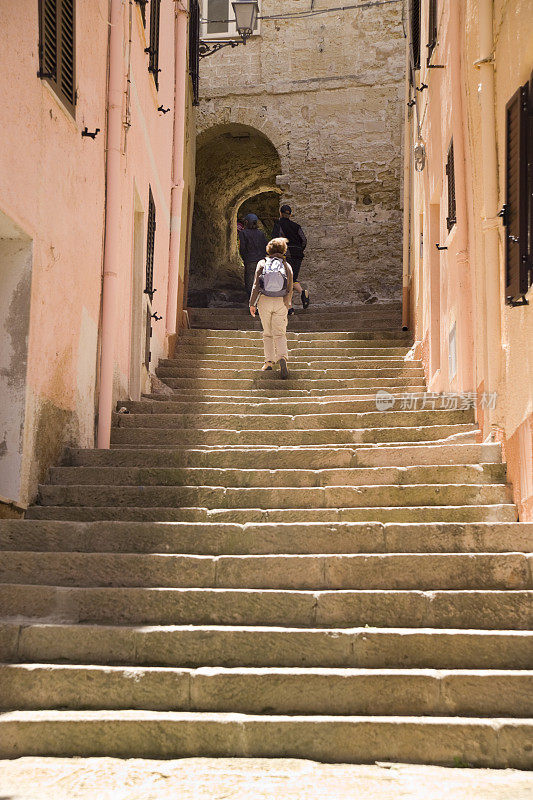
<box><xmin>193</xmin><ymin>0</ymin><xmax>405</xmax><ymax>305</ymax></box>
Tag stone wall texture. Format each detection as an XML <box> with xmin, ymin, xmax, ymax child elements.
<box><xmin>191</xmin><ymin>0</ymin><xmax>405</xmax><ymax>305</ymax></box>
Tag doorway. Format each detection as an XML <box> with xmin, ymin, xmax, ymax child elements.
<box><xmin>0</xmin><ymin>212</ymin><xmax>33</xmax><ymax>504</ymax></box>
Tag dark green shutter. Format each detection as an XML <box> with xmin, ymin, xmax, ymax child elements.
<box><xmin>504</xmin><ymin>83</ymin><xmax>530</xmax><ymax>304</ymax></box>
<box><xmin>148</xmin><ymin>0</ymin><xmax>161</xmax><ymax>89</ymax></box>
<box><xmin>189</xmin><ymin>0</ymin><xmax>201</xmax><ymax>106</ymax></box>
<box><xmin>410</xmin><ymin>0</ymin><xmax>421</xmax><ymax>75</ymax></box>
<box><xmin>446</xmin><ymin>140</ymin><xmax>456</xmax><ymax>233</ymax></box>
<box><xmin>427</xmin><ymin>0</ymin><xmax>437</xmax><ymax>65</ymax></box>
<box><xmin>39</xmin><ymin>0</ymin><xmax>76</xmax><ymax>115</ymax></box>
<box><xmin>145</xmin><ymin>188</ymin><xmax>156</xmax><ymax>300</ymax></box>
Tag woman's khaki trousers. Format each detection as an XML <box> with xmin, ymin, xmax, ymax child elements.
<box><xmin>257</xmin><ymin>295</ymin><xmax>289</xmax><ymax>363</ymax></box>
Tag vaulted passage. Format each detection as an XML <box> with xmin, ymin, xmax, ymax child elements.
<box><xmin>189</xmin><ymin>124</ymin><xmax>282</xmax><ymax>306</ymax></box>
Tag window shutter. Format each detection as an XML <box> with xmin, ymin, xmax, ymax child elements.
<box><xmin>135</xmin><ymin>0</ymin><xmax>147</xmax><ymax>27</ymax></box>
<box><xmin>528</xmin><ymin>70</ymin><xmax>533</xmax><ymax>279</ymax></box>
<box><xmin>189</xmin><ymin>0</ymin><xmax>201</xmax><ymax>106</ymax></box>
<box><xmin>145</xmin><ymin>188</ymin><xmax>156</xmax><ymax>300</ymax></box>
<box><xmin>39</xmin><ymin>0</ymin><xmax>76</xmax><ymax>115</ymax></box>
<box><xmin>504</xmin><ymin>83</ymin><xmax>530</xmax><ymax>304</ymax></box>
<box><xmin>410</xmin><ymin>0</ymin><xmax>421</xmax><ymax>75</ymax></box>
<box><xmin>148</xmin><ymin>0</ymin><xmax>161</xmax><ymax>89</ymax></box>
<box><xmin>427</xmin><ymin>0</ymin><xmax>438</xmax><ymax>65</ymax></box>
<box><xmin>446</xmin><ymin>139</ymin><xmax>456</xmax><ymax>233</ymax></box>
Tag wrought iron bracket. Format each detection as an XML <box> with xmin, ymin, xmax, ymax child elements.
<box><xmin>199</xmin><ymin>39</ymin><xmax>241</xmax><ymax>58</ymax></box>
<box><xmin>158</xmin><ymin>105</ymin><xmax>171</xmax><ymax>114</ymax></box>
<box><xmin>82</xmin><ymin>127</ymin><xmax>100</xmax><ymax>139</ymax></box>
<box><xmin>436</xmin><ymin>244</ymin><xmax>448</xmax><ymax>251</ymax></box>
<box><xmin>151</xmin><ymin>312</ymin><xmax>163</xmax><ymax>321</ymax></box>
<box><xmin>428</xmin><ymin>64</ymin><xmax>446</xmax><ymax>69</ymax></box>
<box><xmin>416</xmin><ymin>83</ymin><xmax>428</xmax><ymax>92</ymax></box>
<box><xmin>507</xmin><ymin>295</ymin><xmax>529</xmax><ymax>307</ymax></box>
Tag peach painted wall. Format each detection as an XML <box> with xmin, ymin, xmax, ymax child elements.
<box><xmin>407</xmin><ymin>0</ymin><xmax>533</xmax><ymax>519</ymax></box>
<box><xmin>0</xmin><ymin>1</ymin><xmax>195</xmax><ymax>508</ymax></box>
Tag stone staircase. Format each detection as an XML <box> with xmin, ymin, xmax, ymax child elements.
<box><xmin>0</xmin><ymin>307</ymin><xmax>532</xmax><ymax>766</ymax></box>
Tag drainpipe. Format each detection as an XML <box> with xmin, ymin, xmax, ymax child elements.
<box><xmin>477</xmin><ymin>0</ymin><xmax>502</xmax><ymax>427</ymax></box>
<box><xmin>166</xmin><ymin>0</ymin><xmax>189</xmax><ymax>337</ymax></box>
<box><xmin>97</xmin><ymin>0</ymin><xmax>124</xmax><ymax>449</ymax></box>
<box><xmin>402</xmin><ymin>42</ymin><xmax>411</xmax><ymax>331</ymax></box>
<box><xmin>449</xmin><ymin>1</ymin><xmax>472</xmax><ymax>390</ymax></box>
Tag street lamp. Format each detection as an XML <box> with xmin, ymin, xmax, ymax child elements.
<box><xmin>232</xmin><ymin>1</ymin><xmax>259</xmax><ymax>43</ymax></box>
<box><xmin>199</xmin><ymin>0</ymin><xmax>259</xmax><ymax>58</ymax></box>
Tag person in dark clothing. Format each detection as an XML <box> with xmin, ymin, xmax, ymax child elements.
<box><xmin>238</xmin><ymin>213</ymin><xmax>268</xmax><ymax>295</ymax></box>
<box><xmin>272</xmin><ymin>204</ymin><xmax>310</xmax><ymax>312</ymax></box>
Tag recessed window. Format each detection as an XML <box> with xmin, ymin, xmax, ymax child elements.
<box><xmin>201</xmin><ymin>0</ymin><xmax>260</xmax><ymax>40</ymax></box>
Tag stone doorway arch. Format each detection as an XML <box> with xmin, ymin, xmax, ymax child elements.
<box><xmin>189</xmin><ymin>123</ymin><xmax>283</xmax><ymax>307</ymax></box>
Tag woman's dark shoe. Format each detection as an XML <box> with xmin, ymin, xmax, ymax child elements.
<box><xmin>278</xmin><ymin>357</ymin><xmax>289</xmax><ymax>379</ymax></box>
<box><xmin>261</xmin><ymin>362</ymin><xmax>273</xmax><ymax>371</ymax></box>
<box><xmin>288</xmin><ymin>307</ymin><xmax>295</xmax><ymax>315</ymax></box>
<box><xmin>301</xmin><ymin>289</ymin><xmax>310</xmax><ymax>309</ymax></box>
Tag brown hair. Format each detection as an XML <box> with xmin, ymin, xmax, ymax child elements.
<box><xmin>266</xmin><ymin>237</ymin><xmax>288</xmax><ymax>256</ymax></box>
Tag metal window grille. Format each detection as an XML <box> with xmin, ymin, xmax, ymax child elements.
<box><xmin>148</xmin><ymin>0</ymin><xmax>161</xmax><ymax>89</ymax></box>
<box><xmin>426</xmin><ymin>0</ymin><xmax>437</xmax><ymax>65</ymax></box>
<box><xmin>145</xmin><ymin>188</ymin><xmax>156</xmax><ymax>300</ymax></box>
<box><xmin>135</xmin><ymin>0</ymin><xmax>147</xmax><ymax>26</ymax></box>
<box><xmin>446</xmin><ymin>140</ymin><xmax>456</xmax><ymax>233</ymax></box>
<box><xmin>503</xmin><ymin>83</ymin><xmax>530</xmax><ymax>304</ymax></box>
<box><xmin>38</xmin><ymin>0</ymin><xmax>76</xmax><ymax>115</ymax></box>
<box><xmin>189</xmin><ymin>0</ymin><xmax>201</xmax><ymax>106</ymax></box>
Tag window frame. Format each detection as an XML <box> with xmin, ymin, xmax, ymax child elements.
<box><xmin>201</xmin><ymin>0</ymin><xmax>260</xmax><ymax>41</ymax></box>
<box><xmin>145</xmin><ymin>187</ymin><xmax>157</xmax><ymax>302</ymax></box>
<box><xmin>38</xmin><ymin>0</ymin><xmax>76</xmax><ymax>117</ymax></box>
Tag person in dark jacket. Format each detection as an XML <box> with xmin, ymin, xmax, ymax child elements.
<box><xmin>238</xmin><ymin>213</ymin><xmax>268</xmax><ymax>295</ymax></box>
<box><xmin>272</xmin><ymin>204</ymin><xmax>310</xmax><ymax>312</ymax></box>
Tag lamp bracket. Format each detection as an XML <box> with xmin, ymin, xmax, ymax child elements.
<box><xmin>199</xmin><ymin>39</ymin><xmax>241</xmax><ymax>58</ymax></box>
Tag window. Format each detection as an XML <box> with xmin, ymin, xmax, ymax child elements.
<box><xmin>410</xmin><ymin>0</ymin><xmax>421</xmax><ymax>76</ymax></box>
<box><xmin>201</xmin><ymin>0</ymin><xmax>259</xmax><ymax>39</ymax></box>
<box><xmin>189</xmin><ymin>0</ymin><xmax>201</xmax><ymax>106</ymax></box>
<box><xmin>38</xmin><ymin>0</ymin><xmax>76</xmax><ymax>115</ymax></box>
<box><xmin>148</xmin><ymin>0</ymin><xmax>161</xmax><ymax>89</ymax></box>
<box><xmin>145</xmin><ymin>188</ymin><xmax>156</xmax><ymax>301</ymax></box>
<box><xmin>426</xmin><ymin>0</ymin><xmax>438</xmax><ymax>65</ymax></box>
<box><xmin>503</xmin><ymin>81</ymin><xmax>531</xmax><ymax>305</ymax></box>
<box><xmin>135</xmin><ymin>0</ymin><xmax>147</xmax><ymax>27</ymax></box>
<box><xmin>446</xmin><ymin>139</ymin><xmax>456</xmax><ymax>233</ymax></box>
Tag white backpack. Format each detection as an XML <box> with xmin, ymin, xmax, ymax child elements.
<box><xmin>261</xmin><ymin>257</ymin><xmax>288</xmax><ymax>297</ymax></box>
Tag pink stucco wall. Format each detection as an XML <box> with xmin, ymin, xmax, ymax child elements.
<box><xmin>407</xmin><ymin>0</ymin><xmax>533</xmax><ymax>519</ymax></box>
<box><xmin>0</xmin><ymin>1</ymin><xmax>194</xmax><ymax>507</ymax></box>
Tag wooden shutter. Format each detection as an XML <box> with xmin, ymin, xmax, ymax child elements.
<box><xmin>427</xmin><ymin>0</ymin><xmax>438</xmax><ymax>65</ymax></box>
<box><xmin>410</xmin><ymin>0</ymin><xmax>421</xmax><ymax>75</ymax></box>
<box><xmin>189</xmin><ymin>0</ymin><xmax>201</xmax><ymax>106</ymax></box>
<box><xmin>145</xmin><ymin>188</ymin><xmax>156</xmax><ymax>300</ymax></box>
<box><xmin>148</xmin><ymin>0</ymin><xmax>161</xmax><ymax>89</ymax></box>
<box><xmin>446</xmin><ymin>140</ymin><xmax>456</xmax><ymax>233</ymax></box>
<box><xmin>504</xmin><ymin>83</ymin><xmax>530</xmax><ymax>304</ymax></box>
<box><xmin>39</xmin><ymin>0</ymin><xmax>76</xmax><ymax>115</ymax></box>
<box><xmin>528</xmin><ymin>70</ymin><xmax>533</xmax><ymax>280</ymax></box>
<box><xmin>135</xmin><ymin>0</ymin><xmax>147</xmax><ymax>26</ymax></box>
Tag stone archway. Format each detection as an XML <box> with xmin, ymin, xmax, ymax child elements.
<box><xmin>189</xmin><ymin>124</ymin><xmax>282</xmax><ymax>307</ymax></box>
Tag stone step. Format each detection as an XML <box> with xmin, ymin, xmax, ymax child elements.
<box><xmin>112</xmin><ymin>410</ymin><xmax>473</xmax><ymax>432</ymax></box>
<box><xmin>25</xmin><ymin>504</ymin><xmax>518</xmax><ymax>523</ymax></box>
<box><xmin>2</xmin><ymin>521</ymin><xmax>530</xmax><ymax>555</ymax></box>
<box><xmin>160</xmin><ymin>357</ymin><xmax>418</xmax><ymax>369</ymax></box>
<box><xmin>36</xmin><ymin>483</ymin><xmax>511</xmax><ymax>509</ymax></box>
<box><xmin>174</xmin><ymin>345</ymin><xmax>413</xmax><ymax>356</ymax></box>
<box><xmin>0</xmin><ymin>710</ymin><xmax>531</xmax><ymax>766</ymax></box>
<box><xmin>191</xmin><ymin>319</ymin><xmax>405</xmax><ymax>331</ymax></box>
<box><xmin>157</xmin><ymin>367</ymin><xmax>425</xmax><ymax>380</ymax></box>
<box><xmin>1</xmin><ymin>584</ymin><xmax>530</xmax><ymax>628</ymax></box>
<box><xmin>1</xmin><ymin>552</ymin><xmax>530</xmax><ymax>590</ymax></box>
<box><xmin>123</xmin><ymin>397</ymin><xmax>437</xmax><ymax>415</ymax></box>
<box><xmin>48</xmin><ymin>464</ymin><xmax>506</xmax><ymax>489</ymax></box>
<box><xmin>188</xmin><ymin>304</ymin><xmax>402</xmax><ymax>317</ymax></box>
<box><xmin>179</xmin><ymin>330</ymin><xmax>411</xmax><ymax>342</ymax></box>
<box><xmin>110</xmin><ymin>423</ymin><xmax>477</xmax><ymax>446</ymax></box>
<box><xmin>161</xmin><ymin>378</ymin><xmax>429</xmax><ymax>392</ymax></box>
<box><xmin>2</xmin><ymin>621</ymin><xmax>530</xmax><ymax>669</ymax></box>
<box><xmin>163</xmin><ymin>384</ymin><xmax>429</xmax><ymax>397</ymax></box>
<box><xmin>1</xmin><ymin>664</ymin><xmax>531</xmax><ymax>718</ymax></box>
<box><xmin>66</xmin><ymin>443</ymin><xmax>503</xmax><ymax>469</ymax></box>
